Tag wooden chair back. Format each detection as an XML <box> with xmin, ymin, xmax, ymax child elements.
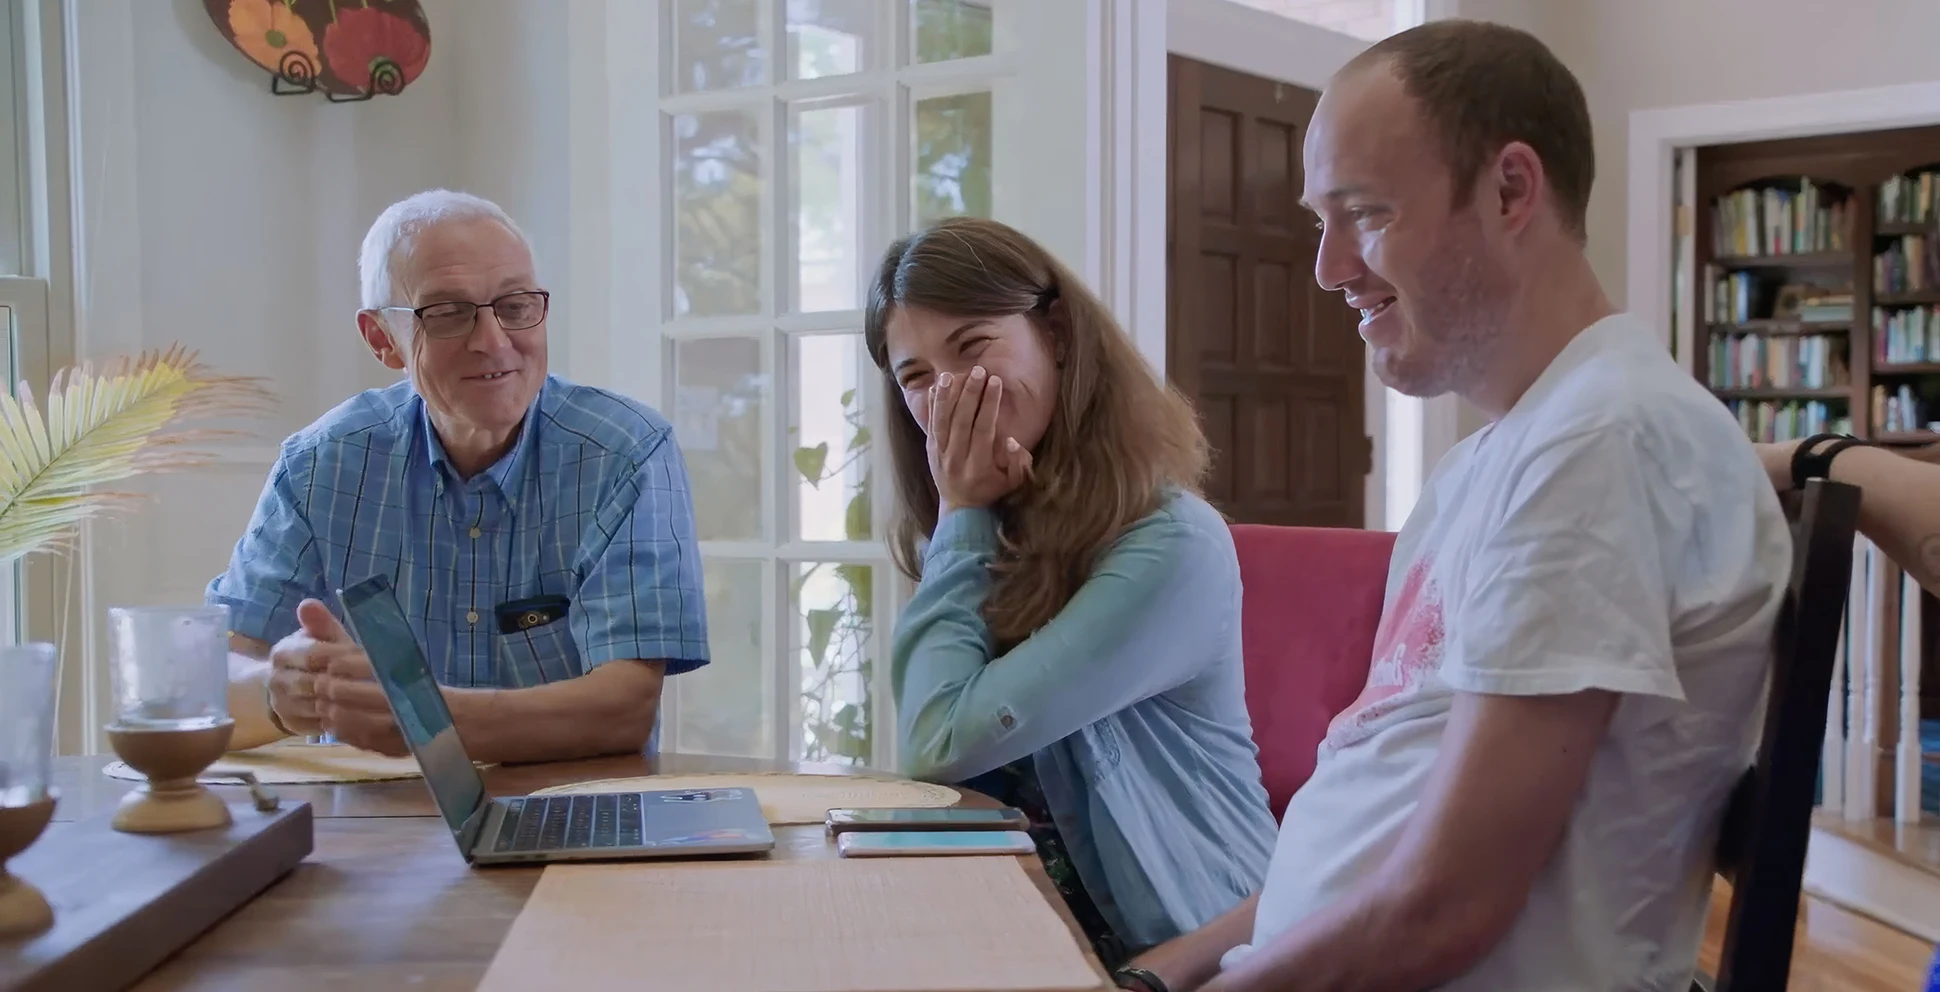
<box><xmin>1705</xmin><ymin>478</ymin><xmax>1863</xmax><ymax>992</ymax></box>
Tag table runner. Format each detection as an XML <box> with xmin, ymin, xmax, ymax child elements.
<box><xmin>103</xmin><ymin>741</ymin><xmax>426</xmax><ymax>784</ymax></box>
<box><xmin>476</xmin><ymin>856</ymin><xmax>1103</xmax><ymax>991</ymax></box>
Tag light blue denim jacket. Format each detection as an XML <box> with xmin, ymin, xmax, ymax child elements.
<box><xmin>892</xmin><ymin>490</ymin><xmax>1278</xmax><ymax>951</ymax></box>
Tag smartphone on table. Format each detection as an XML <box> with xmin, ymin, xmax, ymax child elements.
<box><xmin>825</xmin><ymin>806</ymin><xmax>1029</xmax><ymax>835</ymax></box>
<box><xmin>835</xmin><ymin>829</ymin><xmax>1037</xmax><ymax>858</ymax></box>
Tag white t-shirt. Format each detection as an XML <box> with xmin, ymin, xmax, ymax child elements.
<box><xmin>1223</xmin><ymin>313</ymin><xmax>1793</xmax><ymax>991</ymax></box>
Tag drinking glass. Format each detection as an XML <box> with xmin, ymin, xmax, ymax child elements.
<box><xmin>107</xmin><ymin>606</ymin><xmax>231</xmax><ymax>732</ymax></box>
<box><xmin>0</xmin><ymin>643</ymin><xmax>58</xmax><ymax>808</ymax></box>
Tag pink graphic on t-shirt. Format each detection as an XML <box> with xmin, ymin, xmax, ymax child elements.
<box><xmin>1324</xmin><ymin>555</ymin><xmax>1445</xmax><ymax>749</ymax></box>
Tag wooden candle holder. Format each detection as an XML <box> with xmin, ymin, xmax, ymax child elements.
<box><xmin>105</xmin><ymin>721</ymin><xmax>235</xmax><ymax>834</ymax></box>
<box><xmin>0</xmin><ymin>795</ymin><xmax>55</xmax><ymax>938</ymax></box>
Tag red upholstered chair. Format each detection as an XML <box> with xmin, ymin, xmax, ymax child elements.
<box><xmin>1231</xmin><ymin>524</ymin><xmax>1396</xmax><ymax>819</ymax></box>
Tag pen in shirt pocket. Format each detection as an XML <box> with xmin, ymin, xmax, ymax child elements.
<box><xmin>495</xmin><ymin>594</ymin><xmax>570</xmax><ymax>634</ymax></box>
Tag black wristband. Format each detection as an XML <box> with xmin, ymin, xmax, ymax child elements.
<box><xmin>1789</xmin><ymin>432</ymin><xmax>1867</xmax><ymax>493</ymax></box>
<box><xmin>1114</xmin><ymin>966</ymin><xmax>1172</xmax><ymax>992</ymax></box>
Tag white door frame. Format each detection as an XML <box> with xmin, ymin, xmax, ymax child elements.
<box><xmin>1627</xmin><ymin>80</ymin><xmax>1940</xmax><ymax>362</ymax></box>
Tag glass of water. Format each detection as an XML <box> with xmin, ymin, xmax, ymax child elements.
<box><xmin>0</xmin><ymin>643</ymin><xmax>58</xmax><ymax>807</ymax></box>
<box><xmin>107</xmin><ymin>606</ymin><xmax>231</xmax><ymax>732</ymax></box>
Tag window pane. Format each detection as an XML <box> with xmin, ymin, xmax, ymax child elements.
<box><xmin>787</xmin><ymin>0</ymin><xmax>877</xmax><ymax>79</ymax></box>
<box><xmin>672</xmin><ymin>110</ymin><xmax>764</xmax><ymax>317</ymax></box>
<box><xmin>675</xmin><ymin>559</ymin><xmax>771</xmax><ymax>757</ymax></box>
<box><xmin>671</xmin><ymin>0</ymin><xmax>766</xmax><ymax>92</ymax></box>
<box><xmin>913</xmin><ymin>91</ymin><xmax>993</xmax><ymax>228</ymax></box>
<box><xmin>673</xmin><ymin>337</ymin><xmax>767</xmax><ymax>540</ymax></box>
<box><xmin>793</xmin><ymin>561</ymin><xmax>874</xmax><ymax>765</ymax></box>
<box><xmin>793</xmin><ymin>334</ymin><xmax>871</xmax><ymax>542</ymax></box>
<box><xmin>911</xmin><ymin>0</ymin><xmax>993</xmax><ymax>63</ymax></box>
<box><xmin>791</xmin><ymin>102</ymin><xmax>866</xmax><ymax>313</ymax></box>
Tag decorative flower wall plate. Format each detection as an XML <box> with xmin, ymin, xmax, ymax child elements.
<box><xmin>204</xmin><ymin>0</ymin><xmax>432</xmax><ymax>101</ymax></box>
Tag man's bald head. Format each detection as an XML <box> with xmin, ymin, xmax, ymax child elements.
<box><xmin>1334</xmin><ymin>19</ymin><xmax>1595</xmax><ymax>243</ymax></box>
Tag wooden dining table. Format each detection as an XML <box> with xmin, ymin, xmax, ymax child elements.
<box><xmin>41</xmin><ymin>751</ymin><xmax>1117</xmax><ymax>992</ymax></box>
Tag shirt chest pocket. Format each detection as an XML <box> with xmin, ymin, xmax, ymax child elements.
<box><xmin>492</xmin><ymin>616</ymin><xmax>583</xmax><ymax>688</ymax></box>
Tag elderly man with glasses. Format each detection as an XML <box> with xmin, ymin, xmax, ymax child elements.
<box><xmin>211</xmin><ymin>189</ymin><xmax>708</xmax><ymax>763</ymax></box>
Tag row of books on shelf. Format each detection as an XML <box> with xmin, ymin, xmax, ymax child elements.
<box><xmin>1711</xmin><ymin>183</ymin><xmax>1848</xmax><ymax>258</ymax></box>
<box><xmin>1707</xmin><ymin>273</ymin><xmax>1854</xmax><ymax>326</ymax></box>
<box><xmin>1874</xmin><ymin>383</ymin><xmax>1936</xmax><ymax>434</ymax></box>
<box><xmin>1707</xmin><ymin>333</ymin><xmax>1847</xmax><ymax>390</ymax></box>
<box><xmin>1878</xmin><ymin>170</ymin><xmax>1940</xmax><ymax>225</ymax></box>
<box><xmin>1727</xmin><ymin>399</ymin><xmax>1848</xmax><ymax>444</ymax></box>
<box><xmin>1722</xmin><ymin>392</ymin><xmax>1939</xmax><ymax>441</ymax></box>
<box><xmin>1876</xmin><ymin>304</ymin><xmax>1940</xmax><ymax>365</ymax></box>
<box><xmin>1874</xmin><ymin>235</ymin><xmax>1939</xmax><ymax>295</ymax></box>
<box><xmin>1710</xmin><ymin>273</ymin><xmax>1760</xmax><ymax>325</ymax></box>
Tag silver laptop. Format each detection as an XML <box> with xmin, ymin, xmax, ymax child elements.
<box><xmin>336</xmin><ymin>574</ymin><xmax>775</xmax><ymax>866</ymax></box>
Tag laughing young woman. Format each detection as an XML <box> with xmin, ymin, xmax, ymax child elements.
<box><xmin>867</xmin><ymin>217</ymin><xmax>1278</xmax><ymax>969</ymax></box>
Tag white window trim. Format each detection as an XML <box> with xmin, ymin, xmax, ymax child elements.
<box><xmin>0</xmin><ymin>276</ymin><xmax>49</xmax><ymax>649</ymax></box>
<box><xmin>1103</xmin><ymin>0</ymin><xmax>1168</xmax><ymax>373</ymax></box>
<box><xmin>0</xmin><ymin>0</ymin><xmax>23</xmax><ymax>276</ymax></box>
<box><xmin>7</xmin><ymin>0</ymin><xmax>82</xmax><ymax>751</ymax></box>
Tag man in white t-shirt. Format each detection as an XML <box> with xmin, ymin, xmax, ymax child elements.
<box><xmin>1116</xmin><ymin>19</ymin><xmax>1792</xmax><ymax>992</ymax></box>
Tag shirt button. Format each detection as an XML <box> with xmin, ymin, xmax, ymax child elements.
<box><xmin>468</xmin><ymin>526</ymin><xmax>481</xmax><ymax>539</ymax></box>
<box><xmin>466</xmin><ymin>611</ymin><xmax>479</xmax><ymax>625</ymax></box>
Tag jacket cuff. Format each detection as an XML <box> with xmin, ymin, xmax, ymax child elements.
<box><xmin>925</xmin><ymin>506</ymin><xmax>1001</xmax><ymax>563</ymax></box>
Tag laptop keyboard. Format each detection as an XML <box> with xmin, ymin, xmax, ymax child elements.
<box><xmin>492</xmin><ymin>794</ymin><xmax>646</xmax><ymax>853</ymax></box>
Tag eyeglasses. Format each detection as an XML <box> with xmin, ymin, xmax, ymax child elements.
<box><xmin>380</xmin><ymin>290</ymin><xmax>550</xmax><ymax>339</ymax></box>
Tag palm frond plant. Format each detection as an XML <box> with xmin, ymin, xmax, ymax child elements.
<box><xmin>0</xmin><ymin>346</ymin><xmax>272</xmax><ymax>562</ymax></box>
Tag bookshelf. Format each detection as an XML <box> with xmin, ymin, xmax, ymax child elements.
<box><xmin>1692</xmin><ymin>127</ymin><xmax>1940</xmax><ymax>726</ymax></box>
<box><xmin>1693</xmin><ymin>126</ymin><xmax>1940</xmax><ymax>447</ymax></box>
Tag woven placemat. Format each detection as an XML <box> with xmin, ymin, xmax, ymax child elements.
<box><xmin>529</xmin><ymin>772</ymin><xmax>961</xmax><ymax>825</ymax></box>
<box><xmin>103</xmin><ymin>741</ymin><xmax>425</xmax><ymax>784</ymax></box>
<box><xmin>477</xmin><ymin>857</ymin><xmax>1103</xmax><ymax>991</ymax></box>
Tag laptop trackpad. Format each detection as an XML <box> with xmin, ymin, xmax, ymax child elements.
<box><xmin>643</xmin><ymin>789</ymin><xmax>771</xmax><ymax>845</ymax></box>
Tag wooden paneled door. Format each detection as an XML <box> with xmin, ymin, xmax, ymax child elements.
<box><xmin>1168</xmin><ymin>55</ymin><xmax>1370</xmax><ymax>527</ymax></box>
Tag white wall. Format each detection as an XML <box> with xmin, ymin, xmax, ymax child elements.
<box><xmin>450</xmin><ymin>0</ymin><xmax>574</xmax><ymax>376</ymax></box>
<box><xmin>1227</xmin><ymin>0</ymin><xmax>1405</xmax><ymax>43</ymax></box>
<box><xmin>1456</xmin><ymin>0</ymin><xmax>1940</xmax><ymax>310</ymax></box>
<box><xmin>1432</xmin><ymin>0</ymin><xmax>1940</xmax><ymax>446</ymax></box>
<box><xmin>1169</xmin><ymin>0</ymin><xmax>1366</xmax><ymax>90</ymax></box>
<box><xmin>1588</xmin><ymin>0</ymin><xmax>1940</xmax><ymax>299</ymax></box>
<box><xmin>62</xmin><ymin>0</ymin><xmax>575</xmax><ymax>747</ymax></box>
<box><xmin>79</xmin><ymin>0</ymin><xmax>463</xmax><ymax>601</ymax></box>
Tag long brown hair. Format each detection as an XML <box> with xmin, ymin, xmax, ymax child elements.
<box><xmin>864</xmin><ymin>217</ymin><xmax>1209</xmax><ymax>648</ymax></box>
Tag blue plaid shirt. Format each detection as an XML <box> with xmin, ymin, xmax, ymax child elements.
<box><xmin>208</xmin><ymin>376</ymin><xmax>710</xmax><ymax>693</ymax></box>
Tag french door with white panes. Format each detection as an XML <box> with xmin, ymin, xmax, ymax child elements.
<box><xmin>616</xmin><ymin>0</ymin><xmax>1101</xmax><ymax>770</ymax></box>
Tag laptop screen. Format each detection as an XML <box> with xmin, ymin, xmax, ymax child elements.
<box><xmin>337</xmin><ymin>574</ymin><xmax>487</xmax><ymax>851</ymax></box>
